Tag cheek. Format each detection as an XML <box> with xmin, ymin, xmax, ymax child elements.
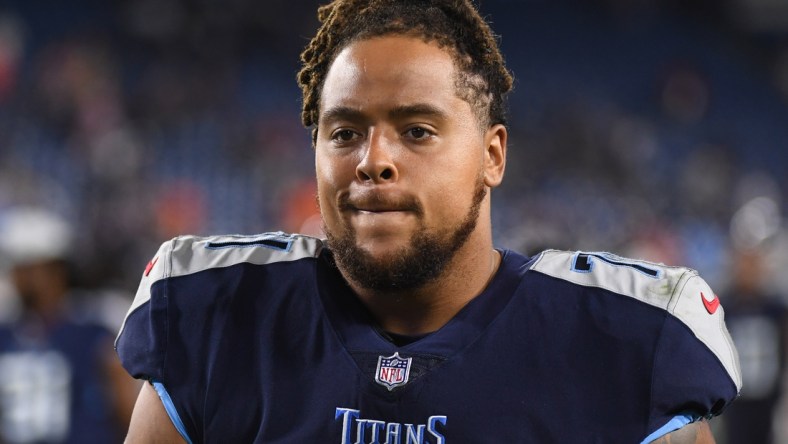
<box><xmin>420</xmin><ymin>180</ymin><xmax>472</xmax><ymax>221</ymax></box>
<box><xmin>428</xmin><ymin>150</ymin><xmax>483</xmax><ymax>193</ymax></box>
<box><xmin>315</xmin><ymin>166</ymin><xmax>335</xmax><ymax>214</ymax></box>
<box><xmin>315</xmin><ymin>152</ymin><xmax>352</xmax><ymax>224</ymax></box>
<box><xmin>315</xmin><ymin>149</ymin><xmax>357</xmax><ymax>189</ymax></box>
<box><xmin>422</xmin><ymin>164</ymin><xmax>483</xmax><ymax>219</ymax></box>
<box><xmin>315</xmin><ymin>151</ymin><xmax>339</xmax><ymax>195</ymax></box>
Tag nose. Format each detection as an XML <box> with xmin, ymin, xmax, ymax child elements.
<box><xmin>356</xmin><ymin>131</ymin><xmax>398</xmax><ymax>183</ymax></box>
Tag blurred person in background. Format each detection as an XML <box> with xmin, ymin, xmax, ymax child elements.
<box><xmin>723</xmin><ymin>247</ymin><xmax>788</xmax><ymax>444</ymax></box>
<box><xmin>0</xmin><ymin>207</ymin><xmax>139</xmax><ymax>443</ymax></box>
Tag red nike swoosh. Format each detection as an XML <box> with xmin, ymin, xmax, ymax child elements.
<box><xmin>144</xmin><ymin>256</ymin><xmax>159</xmax><ymax>277</ymax></box>
<box><xmin>701</xmin><ymin>292</ymin><xmax>720</xmax><ymax>314</ymax></box>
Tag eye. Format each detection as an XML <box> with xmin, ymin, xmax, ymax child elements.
<box><xmin>405</xmin><ymin>126</ymin><xmax>432</xmax><ymax>140</ymax></box>
<box><xmin>331</xmin><ymin>129</ymin><xmax>360</xmax><ymax>143</ymax></box>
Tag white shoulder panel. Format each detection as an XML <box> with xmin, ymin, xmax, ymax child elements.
<box><xmin>116</xmin><ymin>232</ymin><xmax>324</xmax><ymax>341</ymax></box>
<box><xmin>167</xmin><ymin>231</ymin><xmax>324</xmax><ymax>279</ymax></box>
<box><xmin>531</xmin><ymin>250</ymin><xmax>741</xmax><ymax>391</ymax></box>
<box><xmin>531</xmin><ymin>250</ymin><xmax>686</xmax><ymax>310</ymax></box>
<box><xmin>672</xmin><ymin>274</ymin><xmax>742</xmax><ymax>390</ymax></box>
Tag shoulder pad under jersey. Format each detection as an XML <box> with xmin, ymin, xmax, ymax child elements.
<box><xmin>530</xmin><ymin>250</ymin><xmax>742</xmax><ymax>392</ymax></box>
<box><xmin>117</xmin><ymin>232</ymin><xmax>324</xmax><ymax>340</ymax></box>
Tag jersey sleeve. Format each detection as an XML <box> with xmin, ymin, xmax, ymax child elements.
<box><xmin>114</xmin><ymin>232</ymin><xmax>322</xmax><ymax>379</ymax></box>
<box><xmin>530</xmin><ymin>250</ymin><xmax>742</xmax><ymax>441</ymax></box>
<box><xmin>114</xmin><ymin>238</ymin><xmax>173</xmax><ymax>381</ymax></box>
<box><xmin>114</xmin><ymin>232</ymin><xmax>324</xmax><ymax>441</ymax></box>
<box><xmin>114</xmin><ymin>236</ymin><xmax>211</xmax><ymax>443</ymax></box>
<box><xmin>647</xmin><ymin>270</ymin><xmax>742</xmax><ymax>437</ymax></box>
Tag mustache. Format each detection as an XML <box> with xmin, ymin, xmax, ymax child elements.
<box><xmin>337</xmin><ymin>190</ymin><xmax>423</xmax><ymax>214</ymax></box>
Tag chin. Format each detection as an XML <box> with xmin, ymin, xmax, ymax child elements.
<box><xmin>326</xmin><ymin>221</ymin><xmax>470</xmax><ymax>293</ymax></box>
<box><xmin>354</xmin><ymin>233</ymin><xmax>413</xmax><ymax>258</ymax></box>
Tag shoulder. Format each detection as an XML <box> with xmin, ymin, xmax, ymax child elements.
<box><xmin>529</xmin><ymin>250</ymin><xmax>692</xmax><ymax>310</ymax></box>
<box><xmin>115</xmin><ymin>232</ymin><xmax>326</xmax><ymax>379</ymax></box>
<box><xmin>119</xmin><ymin>232</ymin><xmax>325</xmax><ymax>334</ymax></box>
<box><xmin>148</xmin><ymin>231</ymin><xmax>325</xmax><ymax>282</ymax></box>
<box><xmin>529</xmin><ymin>249</ymin><xmax>742</xmax><ymax>391</ymax></box>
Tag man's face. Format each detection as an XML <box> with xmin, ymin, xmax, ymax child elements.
<box><xmin>315</xmin><ymin>35</ymin><xmax>503</xmax><ymax>291</ymax></box>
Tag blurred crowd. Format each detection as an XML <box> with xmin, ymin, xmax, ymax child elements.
<box><xmin>0</xmin><ymin>0</ymin><xmax>786</xmax><ymax>442</ymax></box>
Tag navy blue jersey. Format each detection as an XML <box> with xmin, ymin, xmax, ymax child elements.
<box><xmin>0</xmin><ymin>314</ymin><xmax>124</xmax><ymax>443</ymax></box>
<box><xmin>116</xmin><ymin>232</ymin><xmax>741</xmax><ymax>443</ymax></box>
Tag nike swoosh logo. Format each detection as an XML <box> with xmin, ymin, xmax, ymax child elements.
<box><xmin>144</xmin><ymin>256</ymin><xmax>159</xmax><ymax>277</ymax></box>
<box><xmin>700</xmin><ymin>292</ymin><xmax>720</xmax><ymax>314</ymax></box>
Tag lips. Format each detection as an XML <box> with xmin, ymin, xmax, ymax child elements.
<box><xmin>339</xmin><ymin>190</ymin><xmax>422</xmax><ymax>215</ymax></box>
<box><xmin>351</xmin><ymin>205</ymin><xmax>410</xmax><ymax>213</ymax></box>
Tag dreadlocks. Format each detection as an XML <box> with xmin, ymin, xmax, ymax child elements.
<box><xmin>298</xmin><ymin>0</ymin><xmax>513</xmax><ymax>137</ymax></box>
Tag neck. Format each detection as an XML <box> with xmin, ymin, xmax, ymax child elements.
<box><xmin>346</xmin><ymin>227</ymin><xmax>501</xmax><ymax>336</ymax></box>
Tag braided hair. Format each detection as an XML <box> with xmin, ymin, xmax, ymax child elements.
<box><xmin>298</xmin><ymin>0</ymin><xmax>514</xmax><ymax>138</ymax></box>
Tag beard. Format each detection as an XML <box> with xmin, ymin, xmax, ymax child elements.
<box><xmin>324</xmin><ymin>178</ymin><xmax>487</xmax><ymax>293</ymax></box>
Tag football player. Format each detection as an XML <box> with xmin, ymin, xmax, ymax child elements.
<box><xmin>0</xmin><ymin>207</ymin><xmax>140</xmax><ymax>443</ymax></box>
<box><xmin>118</xmin><ymin>1</ymin><xmax>740</xmax><ymax>442</ymax></box>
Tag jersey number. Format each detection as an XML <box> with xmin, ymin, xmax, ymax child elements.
<box><xmin>571</xmin><ymin>252</ymin><xmax>661</xmax><ymax>279</ymax></box>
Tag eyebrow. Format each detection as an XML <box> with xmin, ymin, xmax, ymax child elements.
<box><xmin>319</xmin><ymin>103</ymin><xmax>450</xmax><ymax>126</ymax></box>
<box><xmin>320</xmin><ymin>106</ymin><xmax>367</xmax><ymax>126</ymax></box>
<box><xmin>388</xmin><ymin>103</ymin><xmax>450</xmax><ymax>121</ymax></box>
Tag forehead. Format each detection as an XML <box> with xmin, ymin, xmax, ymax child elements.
<box><xmin>319</xmin><ymin>35</ymin><xmax>462</xmax><ymax>118</ymax></box>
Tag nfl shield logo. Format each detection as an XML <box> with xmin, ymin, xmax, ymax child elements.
<box><xmin>375</xmin><ymin>352</ymin><xmax>412</xmax><ymax>390</ymax></box>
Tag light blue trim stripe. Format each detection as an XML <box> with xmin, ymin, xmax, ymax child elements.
<box><xmin>640</xmin><ymin>413</ymin><xmax>697</xmax><ymax>444</ymax></box>
<box><xmin>152</xmin><ymin>381</ymin><xmax>193</xmax><ymax>444</ymax></box>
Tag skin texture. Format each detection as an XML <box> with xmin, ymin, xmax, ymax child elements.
<box><xmin>650</xmin><ymin>420</ymin><xmax>716</xmax><ymax>443</ymax></box>
<box><xmin>125</xmin><ymin>383</ymin><xmax>183</xmax><ymax>443</ymax></box>
<box><xmin>123</xmin><ymin>35</ymin><xmax>717</xmax><ymax>443</ymax></box>
<box><xmin>316</xmin><ymin>35</ymin><xmax>506</xmax><ymax>335</ymax></box>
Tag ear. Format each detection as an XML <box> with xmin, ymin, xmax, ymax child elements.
<box><xmin>483</xmin><ymin>124</ymin><xmax>507</xmax><ymax>188</ymax></box>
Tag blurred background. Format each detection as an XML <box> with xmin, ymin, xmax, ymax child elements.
<box><xmin>0</xmin><ymin>0</ymin><xmax>786</xmax><ymax>442</ymax></box>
